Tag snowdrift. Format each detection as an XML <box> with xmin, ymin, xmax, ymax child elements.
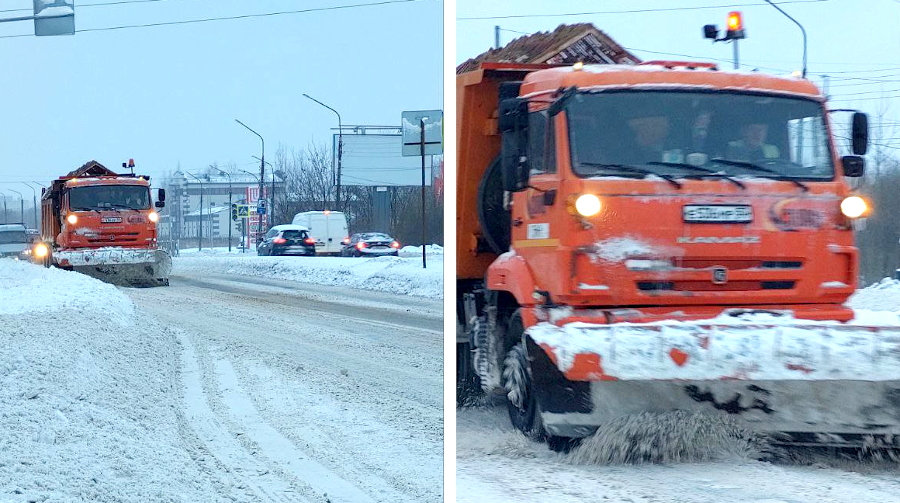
<box><xmin>175</xmin><ymin>254</ymin><xmax>444</xmax><ymax>299</ymax></box>
<box><xmin>0</xmin><ymin>260</ymin><xmax>217</xmax><ymax>500</ymax></box>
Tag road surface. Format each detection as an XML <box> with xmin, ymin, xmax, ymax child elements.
<box><xmin>127</xmin><ymin>271</ymin><xmax>443</xmax><ymax>503</ymax></box>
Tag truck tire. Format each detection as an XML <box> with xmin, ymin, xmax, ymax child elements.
<box><xmin>477</xmin><ymin>156</ymin><xmax>511</xmax><ymax>254</ymax></box>
<box><xmin>504</xmin><ymin>312</ymin><xmax>580</xmax><ymax>452</ymax></box>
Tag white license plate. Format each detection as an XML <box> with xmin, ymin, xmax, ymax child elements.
<box><xmin>683</xmin><ymin>205</ymin><xmax>752</xmax><ymax>223</ymax></box>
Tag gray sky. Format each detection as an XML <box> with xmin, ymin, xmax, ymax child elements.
<box><xmin>0</xmin><ymin>0</ymin><xmax>442</xmax><ymax>191</ymax></box>
<box><xmin>457</xmin><ymin>0</ymin><xmax>900</xmax><ymax>154</ymax></box>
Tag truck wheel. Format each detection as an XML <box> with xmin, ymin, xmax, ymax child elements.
<box><xmin>504</xmin><ymin>313</ymin><xmax>579</xmax><ymax>452</ymax></box>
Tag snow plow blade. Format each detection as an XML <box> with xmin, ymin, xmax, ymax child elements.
<box><xmin>527</xmin><ymin>315</ymin><xmax>900</xmax><ymax>447</ymax></box>
<box><xmin>54</xmin><ymin>248</ymin><xmax>171</xmax><ymax>287</ymax></box>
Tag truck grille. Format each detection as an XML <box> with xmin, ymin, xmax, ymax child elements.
<box><xmin>637</xmin><ymin>280</ymin><xmax>796</xmax><ymax>292</ymax></box>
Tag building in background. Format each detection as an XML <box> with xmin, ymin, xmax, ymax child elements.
<box><xmin>161</xmin><ymin>167</ymin><xmax>283</xmax><ymax>248</ymax></box>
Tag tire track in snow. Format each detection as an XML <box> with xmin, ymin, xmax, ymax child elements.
<box><xmin>178</xmin><ymin>330</ymin><xmax>312</xmax><ymax>503</ymax></box>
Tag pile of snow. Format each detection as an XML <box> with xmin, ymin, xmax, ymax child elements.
<box><xmin>0</xmin><ymin>260</ymin><xmax>218</xmax><ymax>500</ymax></box>
<box><xmin>849</xmin><ymin>278</ymin><xmax>900</xmax><ymax>312</ymax></box>
<box><xmin>399</xmin><ymin>244</ymin><xmax>443</xmax><ymax>257</ymax></box>
<box><xmin>175</xmin><ymin>255</ymin><xmax>444</xmax><ymax>299</ymax></box>
<box><xmin>0</xmin><ymin>259</ymin><xmax>133</xmax><ymax>323</ymax></box>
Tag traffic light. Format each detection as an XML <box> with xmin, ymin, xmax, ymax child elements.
<box><xmin>231</xmin><ymin>203</ymin><xmax>238</xmax><ymax>221</ymax></box>
<box><xmin>725</xmin><ymin>11</ymin><xmax>745</xmax><ymax>40</ymax></box>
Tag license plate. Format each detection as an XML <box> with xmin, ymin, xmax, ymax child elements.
<box><xmin>683</xmin><ymin>205</ymin><xmax>752</xmax><ymax>223</ymax></box>
<box><xmin>101</xmin><ymin>217</ymin><xmax>122</xmax><ymax>223</ymax></box>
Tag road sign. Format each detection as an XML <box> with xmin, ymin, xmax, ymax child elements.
<box><xmin>256</xmin><ymin>199</ymin><xmax>267</xmax><ymax>216</ymax></box>
<box><xmin>401</xmin><ymin>110</ymin><xmax>443</xmax><ymax>156</ymax></box>
<box><xmin>236</xmin><ymin>204</ymin><xmax>250</xmax><ymax>218</ymax></box>
<box><xmin>33</xmin><ymin>0</ymin><xmax>75</xmax><ymax>36</ymax></box>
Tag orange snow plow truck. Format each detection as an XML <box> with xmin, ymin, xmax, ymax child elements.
<box><xmin>35</xmin><ymin>160</ymin><xmax>171</xmax><ymax>287</ymax></box>
<box><xmin>457</xmin><ymin>61</ymin><xmax>900</xmax><ymax>450</ymax></box>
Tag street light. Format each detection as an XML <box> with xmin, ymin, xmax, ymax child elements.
<box><xmin>23</xmin><ymin>182</ymin><xmax>38</xmax><ymax>229</ymax></box>
<box><xmin>303</xmin><ymin>93</ymin><xmax>343</xmax><ymax>212</ymax></box>
<box><xmin>235</xmin><ymin>119</ymin><xmax>266</xmax><ymax>236</ymax></box>
<box><xmin>764</xmin><ymin>0</ymin><xmax>807</xmax><ymax>78</ymax></box>
<box><xmin>209</xmin><ymin>166</ymin><xmax>233</xmax><ymax>252</ymax></box>
<box><xmin>184</xmin><ymin>172</ymin><xmax>204</xmax><ymax>251</ymax></box>
<box><xmin>7</xmin><ymin>188</ymin><xmax>23</xmax><ymax>224</ymax></box>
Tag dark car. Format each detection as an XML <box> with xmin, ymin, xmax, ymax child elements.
<box><xmin>341</xmin><ymin>232</ymin><xmax>400</xmax><ymax>257</ymax></box>
<box><xmin>0</xmin><ymin>224</ymin><xmax>35</xmax><ymax>260</ymax></box>
<box><xmin>257</xmin><ymin>225</ymin><xmax>316</xmax><ymax>256</ymax></box>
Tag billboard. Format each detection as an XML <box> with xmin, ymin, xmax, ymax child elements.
<box><xmin>335</xmin><ymin>134</ymin><xmax>431</xmax><ymax>187</ymax></box>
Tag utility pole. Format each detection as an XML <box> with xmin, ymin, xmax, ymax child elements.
<box><xmin>0</xmin><ymin>192</ymin><xmax>7</xmax><ymax>223</ymax></box>
<box><xmin>23</xmin><ymin>182</ymin><xmax>38</xmax><ymax>229</ymax></box>
<box><xmin>238</xmin><ymin>168</ymin><xmax>260</xmax><ymax>251</ymax></box>
<box><xmin>303</xmin><ymin>94</ymin><xmax>343</xmax><ymax>211</ymax></box>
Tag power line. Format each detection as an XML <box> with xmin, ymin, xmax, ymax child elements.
<box><xmin>0</xmin><ymin>0</ymin><xmax>189</xmax><ymax>14</ymax></box>
<box><xmin>0</xmin><ymin>0</ymin><xmax>424</xmax><ymax>38</ymax></box>
<box><xmin>457</xmin><ymin>0</ymin><xmax>827</xmax><ymax>20</ymax></box>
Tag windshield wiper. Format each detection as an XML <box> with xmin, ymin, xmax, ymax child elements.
<box><xmin>646</xmin><ymin>161</ymin><xmax>746</xmax><ymax>190</ymax></box>
<box><xmin>69</xmin><ymin>206</ymin><xmax>100</xmax><ymax>212</ymax></box>
<box><xmin>580</xmin><ymin>162</ymin><xmax>682</xmax><ymax>189</ymax></box>
<box><xmin>710</xmin><ymin>158</ymin><xmax>809</xmax><ymax>192</ymax></box>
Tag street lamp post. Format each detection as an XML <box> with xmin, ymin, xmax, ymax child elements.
<box><xmin>30</xmin><ymin>181</ymin><xmax>46</xmax><ymax>231</ymax></box>
<box><xmin>252</xmin><ymin>155</ymin><xmax>276</xmax><ymax>224</ymax></box>
<box><xmin>764</xmin><ymin>0</ymin><xmax>807</xmax><ymax>78</ymax></box>
<box><xmin>235</xmin><ymin>119</ymin><xmax>266</xmax><ymax>239</ymax></box>
<box><xmin>184</xmin><ymin>172</ymin><xmax>204</xmax><ymax>251</ymax></box>
<box><xmin>0</xmin><ymin>192</ymin><xmax>7</xmax><ymax>223</ymax></box>
<box><xmin>210</xmin><ymin>166</ymin><xmax>233</xmax><ymax>252</ymax></box>
<box><xmin>303</xmin><ymin>94</ymin><xmax>342</xmax><ymax>212</ymax></box>
<box><xmin>23</xmin><ymin>182</ymin><xmax>38</xmax><ymax>229</ymax></box>
<box><xmin>7</xmin><ymin>188</ymin><xmax>23</xmax><ymax>224</ymax></box>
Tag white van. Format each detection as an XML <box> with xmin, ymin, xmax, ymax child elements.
<box><xmin>291</xmin><ymin>211</ymin><xmax>348</xmax><ymax>255</ymax></box>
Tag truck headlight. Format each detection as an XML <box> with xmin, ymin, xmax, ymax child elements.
<box><xmin>148</xmin><ymin>211</ymin><xmax>159</xmax><ymax>222</ymax></box>
<box><xmin>34</xmin><ymin>243</ymin><xmax>49</xmax><ymax>258</ymax></box>
<box><xmin>575</xmin><ymin>194</ymin><xmax>602</xmax><ymax>217</ymax></box>
<box><xmin>841</xmin><ymin>196</ymin><xmax>867</xmax><ymax>218</ymax></box>
<box><xmin>66</xmin><ymin>214</ymin><xmax>77</xmax><ymax>225</ymax></box>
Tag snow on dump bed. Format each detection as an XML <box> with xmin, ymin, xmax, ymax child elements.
<box><xmin>0</xmin><ymin>259</ymin><xmax>133</xmax><ymax>322</ymax></box>
<box><xmin>175</xmin><ymin>254</ymin><xmax>444</xmax><ymax>299</ymax></box>
<box><xmin>0</xmin><ymin>261</ymin><xmax>219</xmax><ymax>500</ymax></box>
<box><xmin>529</xmin><ymin>310</ymin><xmax>900</xmax><ymax>380</ymax></box>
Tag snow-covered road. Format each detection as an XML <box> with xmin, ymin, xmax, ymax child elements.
<box><xmin>457</xmin><ymin>282</ymin><xmax>900</xmax><ymax>503</ymax></box>
<box><xmin>127</xmin><ymin>271</ymin><xmax>444</xmax><ymax>503</ymax></box>
<box><xmin>0</xmin><ymin>260</ymin><xmax>442</xmax><ymax>502</ymax></box>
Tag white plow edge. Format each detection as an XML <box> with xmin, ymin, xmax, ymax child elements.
<box><xmin>528</xmin><ymin>318</ymin><xmax>900</xmax><ymax>381</ymax></box>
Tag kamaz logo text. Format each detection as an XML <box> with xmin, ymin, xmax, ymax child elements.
<box><xmin>677</xmin><ymin>236</ymin><xmax>761</xmax><ymax>244</ymax></box>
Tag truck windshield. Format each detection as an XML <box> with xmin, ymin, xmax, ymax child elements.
<box><xmin>567</xmin><ymin>91</ymin><xmax>833</xmax><ymax>180</ymax></box>
<box><xmin>0</xmin><ymin>231</ymin><xmax>27</xmax><ymax>245</ymax></box>
<box><xmin>69</xmin><ymin>185</ymin><xmax>150</xmax><ymax>210</ymax></box>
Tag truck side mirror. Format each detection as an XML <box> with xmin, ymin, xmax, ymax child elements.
<box><xmin>155</xmin><ymin>200</ymin><xmax>165</xmax><ymax>208</ymax></box>
<box><xmin>498</xmin><ymin>98</ymin><xmax>531</xmax><ymax>192</ymax></box>
<box><xmin>852</xmin><ymin>112</ymin><xmax>868</xmax><ymax>156</ymax></box>
<box><xmin>158</xmin><ymin>188</ymin><xmax>166</xmax><ymax>202</ymax></box>
<box><xmin>842</xmin><ymin>155</ymin><xmax>865</xmax><ymax>177</ymax></box>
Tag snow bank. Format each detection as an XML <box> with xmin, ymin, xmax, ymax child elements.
<box><xmin>399</xmin><ymin>244</ymin><xmax>443</xmax><ymax>257</ymax></box>
<box><xmin>849</xmin><ymin>278</ymin><xmax>900</xmax><ymax>312</ymax></box>
<box><xmin>0</xmin><ymin>261</ymin><xmax>217</xmax><ymax>500</ymax></box>
<box><xmin>175</xmin><ymin>255</ymin><xmax>444</xmax><ymax>299</ymax></box>
<box><xmin>0</xmin><ymin>259</ymin><xmax>133</xmax><ymax>324</ymax></box>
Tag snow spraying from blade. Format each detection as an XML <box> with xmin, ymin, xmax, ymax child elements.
<box><xmin>567</xmin><ymin>411</ymin><xmax>766</xmax><ymax>465</ymax></box>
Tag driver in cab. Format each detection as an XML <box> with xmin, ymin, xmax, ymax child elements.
<box><xmin>727</xmin><ymin>123</ymin><xmax>780</xmax><ymax>161</ymax></box>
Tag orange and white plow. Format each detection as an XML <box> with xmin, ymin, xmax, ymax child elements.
<box><xmin>525</xmin><ymin>310</ymin><xmax>900</xmax><ymax>447</ymax></box>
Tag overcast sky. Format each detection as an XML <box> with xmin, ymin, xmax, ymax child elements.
<box><xmin>0</xmin><ymin>0</ymin><xmax>441</xmax><ymax>193</ymax></box>
<box><xmin>457</xmin><ymin>0</ymin><xmax>900</xmax><ymax>153</ymax></box>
